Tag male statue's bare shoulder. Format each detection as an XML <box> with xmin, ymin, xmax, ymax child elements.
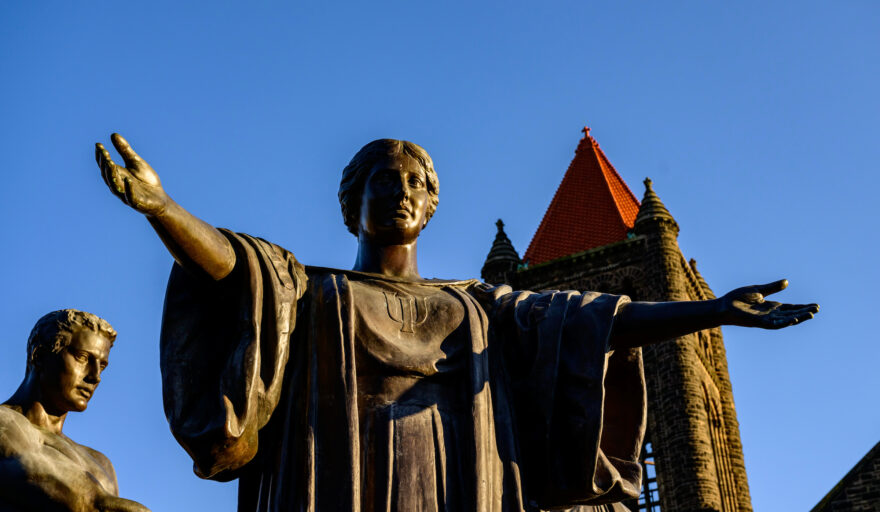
<box><xmin>0</xmin><ymin>404</ymin><xmax>40</xmax><ymax>456</ymax></box>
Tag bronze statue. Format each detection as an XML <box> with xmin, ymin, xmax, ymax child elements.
<box><xmin>96</xmin><ymin>133</ymin><xmax>818</xmax><ymax>512</ymax></box>
<box><xmin>0</xmin><ymin>309</ymin><xmax>150</xmax><ymax>512</ymax></box>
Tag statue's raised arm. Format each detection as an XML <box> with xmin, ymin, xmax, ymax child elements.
<box><xmin>96</xmin><ymin>133</ymin><xmax>236</xmax><ymax>280</ymax></box>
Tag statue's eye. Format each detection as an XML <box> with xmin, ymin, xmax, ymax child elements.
<box><xmin>409</xmin><ymin>176</ymin><xmax>424</xmax><ymax>188</ymax></box>
<box><xmin>374</xmin><ymin>171</ymin><xmax>394</xmax><ymax>183</ymax></box>
<box><xmin>74</xmin><ymin>352</ymin><xmax>88</xmax><ymax>363</ymax></box>
<box><xmin>100</xmin><ymin>362</ymin><xmax>108</xmax><ymax>371</ymax></box>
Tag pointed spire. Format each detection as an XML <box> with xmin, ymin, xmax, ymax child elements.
<box><xmin>689</xmin><ymin>258</ymin><xmax>716</xmax><ymax>299</ymax></box>
<box><xmin>486</xmin><ymin>219</ymin><xmax>520</xmax><ymax>263</ymax></box>
<box><xmin>634</xmin><ymin>177</ymin><xmax>678</xmax><ymax>233</ymax></box>
<box><xmin>481</xmin><ymin>219</ymin><xmax>521</xmax><ymax>283</ymax></box>
<box><xmin>523</xmin><ymin>127</ymin><xmax>641</xmax><ymax>266</ymax></box>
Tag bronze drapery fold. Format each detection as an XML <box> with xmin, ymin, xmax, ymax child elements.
<box><xmin>160</xmin><ymin>231</ymin><xmax>645</xmax><ymax>512</ymax></box>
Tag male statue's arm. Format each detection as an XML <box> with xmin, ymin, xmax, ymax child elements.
<box><xmin>96</xmin><ymin>133</ymin><xmax>236</xmax><ymax>281</ymax></box>
<box><xmin>609</xmin><ymin>279</ymin><xmax>819</xmax><ymax>350</ymax></box>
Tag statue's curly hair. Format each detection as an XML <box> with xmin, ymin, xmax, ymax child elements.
<box><xmin>338</xmin><ymin>139</ymin><xmax>439</xmax><ymax>236</ymax></box>
<box><xmin>26</xmin><ymin>309</ymin><xmax>116</xmax><ymax>372</ymax></box>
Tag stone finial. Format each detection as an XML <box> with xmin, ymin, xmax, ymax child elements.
<box><xmin>634</xmin><ymin>176</ymin><xmax>678</xmax><ymax>233</ymax></box>
<box><xmin>633</xmin><ymin>178</ymin><xmax>678</xmax><ymax>234</ymax></box>
<box><xmin>486</xmin><ymin>219</ymin><xmax>520</xmax><ymax>263</ymax></box>
<box><xmin>481</xmin><ymin>218</ymin><xmax>521</xmax><ymax>282</ymax></box>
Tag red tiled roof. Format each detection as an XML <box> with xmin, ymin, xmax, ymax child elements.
<box><xmin>523</xmin><ymin>128</ymin><xmax>640</xmax><ymax>266</ymax></box>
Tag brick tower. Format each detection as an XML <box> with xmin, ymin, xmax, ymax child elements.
<box><xmin>482</xmin><ymin>128</ymin><xmax>752</xmax><ymax>512</ymax></box>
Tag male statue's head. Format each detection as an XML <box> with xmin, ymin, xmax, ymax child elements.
<box><xmin>338</xmin><ymin>139</ymin><xmax>439</xmax><ymax>245</ymax></box>
<box><xmin>25</xmin><ymin>309</ymin><xmax>116</xmax><ymax>415</ymax></box>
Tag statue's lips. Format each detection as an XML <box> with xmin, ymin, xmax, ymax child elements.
<box><xmin>76</xmin><ymin>386</ymin><xmax>95</xmax><ymax>399</ymax></box>
<box><xmin>387</xmin><ymin>208</ymin><xmax>412</xmax><ymax>219</ymax></box>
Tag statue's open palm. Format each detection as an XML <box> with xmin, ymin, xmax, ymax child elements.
<box><xmin>96</xmin><ymin>495</ymin><xmax>152</xmax><ymax>512</ymax></box>
<box><xmin>721</xmin><ymin>279</ymin><xmax>819</xmax><ymax>329</ymax></box>
<box><xmin>96</xmin><ymin>133</ymin><xmax>168</xmax><ymax>216</ymax></box>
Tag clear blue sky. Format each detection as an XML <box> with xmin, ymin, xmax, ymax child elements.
<box><xmin>1</xmin><ymin>2</ymin><xmax>877</xmax><ymax>510</ymax></box>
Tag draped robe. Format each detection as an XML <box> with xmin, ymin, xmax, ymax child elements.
<box><xmin>160</xmin><ymin>231</ymin><xmax>646</xmax><ymax>511</ymax></box>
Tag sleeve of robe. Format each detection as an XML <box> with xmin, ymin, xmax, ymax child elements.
<box><xmin>159</xmin><ymin>230</ymin><xmax>307</xmax><ymax>480</ymax></box>
<box><xmin>485</xmin><ymin>285</ymin><xmax>646</xmax><ymax>509</ymax></box>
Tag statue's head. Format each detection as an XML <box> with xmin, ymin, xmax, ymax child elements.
<box><xmin>26</xmin><ymin>309</ymin><xmax>116</xmax><ymax>414</ymax></box>
<box><xmin>339</xmin><ymin>139</ymin><xmax>439</xmax><ymax>244</ymax></box>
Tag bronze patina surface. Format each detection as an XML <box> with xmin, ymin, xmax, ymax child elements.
<box><xmin>95</xmin><ymin>134</ymin><xmax>818</xmax><ymax>512</ymax></box>
<box><xmin>1</xmin><ymin>309</ymin><xmax>150</xmax><ymax>512</ymax></box>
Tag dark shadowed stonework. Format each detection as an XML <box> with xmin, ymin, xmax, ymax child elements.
<box><xmin>811</xmin><ymin>442</ymin><xmax>880</xmax><ymax>512</ymax></box>
<box><xmin>483</xmin><ymin>129</ymin><xmax>753</xmax><ymax>512</ymax></box>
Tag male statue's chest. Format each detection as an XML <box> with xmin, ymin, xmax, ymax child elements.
<box><xmin>37</xmin><ymin>429</ymin><xmax>116</xmax><ymax>492</ymax></box>
<box><xmin>0</xmin><ymin>407</ymin><xmax>116</xmax><ymax>495</ymax></box>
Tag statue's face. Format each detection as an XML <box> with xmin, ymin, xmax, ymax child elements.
<box><xmin>37</xmin><ymin>329</ymin><xmax>111</xmax><ymax>414</ymax></box>
<box><xmin>358</xmin><ymin>153</ymin><xmax>429</xmax><ymax>245</ymax></box>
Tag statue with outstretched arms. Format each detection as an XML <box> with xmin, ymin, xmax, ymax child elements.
<box><xmin>96</xmin><ymin>133</ymin><xmax>818</xmax><ymax>512</ymax></box>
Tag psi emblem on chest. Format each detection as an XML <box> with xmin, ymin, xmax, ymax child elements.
<box><xmin>384</xmin><ymin>291</ymin><xmax>429</xmax><ymax>333</ymax></box>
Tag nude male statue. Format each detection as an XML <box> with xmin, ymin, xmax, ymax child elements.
<box><xmin>0</xmin><ymin>309</ymin><xmax>149</xmax><ymax>512</ymax></box>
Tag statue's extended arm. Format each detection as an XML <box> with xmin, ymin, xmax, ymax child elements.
<box><xmin>95</xmin><ymin>495</ymin><xmax>153</xmax><ymax>512</ymax></box>
<box><xmin>96</xmin><ymin>134</ymin><xmax>236</xmax><ymax>280</ymax></box>
<box><xmin>610</xmin><ymin>279</ymin><xmax>819</xmax><ymax>350</ymax></box>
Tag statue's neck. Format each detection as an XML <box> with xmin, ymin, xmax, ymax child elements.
<box><xmin>353</xmin><ymin>238</ymin><xmax>420</xmax><ymax>279</ymax></box>
<box><xmin>3</xmin><ymin>374</ymin><xmax>67</xmax><ymax>434</ymax></box>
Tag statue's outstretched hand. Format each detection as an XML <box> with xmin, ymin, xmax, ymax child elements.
<box><xmin>96</xmin><ymin>133</ymin><xmax>168</xmax><ymax>216</ymax></box>
<box><xmin>721</xmin><ymin>279</ymin><xmax>819</xmax><ymax>329</ymax></box>
<box><xmin>95</xmin><ymin>494</ymin><xmax>152</xmax><ymax>512</ymax></box>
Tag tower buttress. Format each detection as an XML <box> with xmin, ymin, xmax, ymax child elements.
<box><xmin>635</xmin><ymin>178</ymin><xmax>735</xmax><ymax>511</ymax></box>
<box><xmin>691</xmin><ymin>259</ymin><xmax>753</xmax><ymax>511</ymax></box>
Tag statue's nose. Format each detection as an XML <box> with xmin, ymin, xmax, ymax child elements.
<box><xmin>85</xmin><ymin>361</ymin><xmax>102</xmax><ymax>384</ymax></box>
